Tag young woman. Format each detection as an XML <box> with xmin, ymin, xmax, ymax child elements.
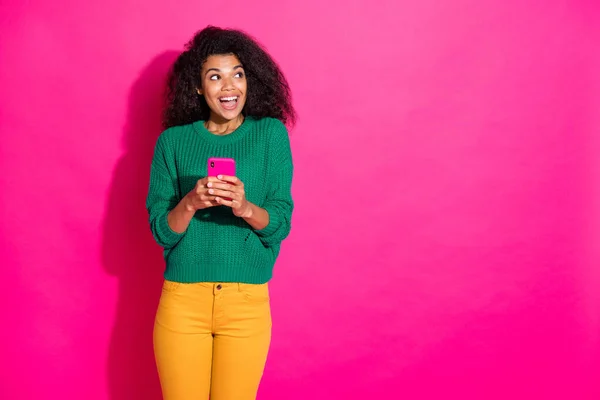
<box><xmin>145</xmin><ymin>26</ymin><xmax>296</xmax><ymax>400</ymax></box>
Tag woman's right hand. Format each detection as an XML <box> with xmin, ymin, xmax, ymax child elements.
<box><xmin>184</xmin><ymin>177</ymin><xmax>220</xmax><ymax>211</ymax></box>
<box><xmin>167</xmin><ymin>177</ymin><xmax>222</xmax><ymax>234</ymax></box>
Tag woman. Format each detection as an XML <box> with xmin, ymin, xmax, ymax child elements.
<box><xmin>146</xmin><ymin>26</ymin><xmax>296</xmax><ymax>400</ymax></box>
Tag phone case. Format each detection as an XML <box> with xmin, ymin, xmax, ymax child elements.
<box><xmin>207</xmin><ymin>158</ymin><xmax>236</xmax><ymax>202</ymax></box>
<box><xmin>207</xmin><ymin>157</ymin><xmax>236</xmax><ymax>177</ymax></box>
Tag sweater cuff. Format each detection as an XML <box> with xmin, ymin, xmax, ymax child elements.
<box><xmin>158</xmin><ymin>212</ymin><xmax>186</xmax><ymax>246</ymax></box>
<box><xmin>255</xmin><ymin>205</ymin><xmax>281</xmax><ymax>238</ymax></box>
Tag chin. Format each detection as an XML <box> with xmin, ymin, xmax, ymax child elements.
<box><xmin>217</xmin><ymin>111</ymin><xmax>243</xmax><ymax>122</ymax></box>
<box><xmin>211</xmin><ymin>102</ymin><xmax>246</xmax><ymax>122</ymax></box>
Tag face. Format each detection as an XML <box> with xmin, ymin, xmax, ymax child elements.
<box><xmin>198</xmin><ymin>54</ymin><xmax>247</xmax><ymax>122</ymax></box>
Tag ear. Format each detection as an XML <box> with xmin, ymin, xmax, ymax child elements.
<box><xmin>196</xmin><ymin>88</ymin><xmax>203</xmax><ymax>95</ymax></box>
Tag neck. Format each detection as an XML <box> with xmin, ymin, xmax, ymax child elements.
<box><xmin>204</xmin><ymin>114</ymin><xmax>244</xmax><ymax>135</ymax></box>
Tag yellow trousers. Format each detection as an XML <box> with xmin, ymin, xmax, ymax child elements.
<box><xmin>153</xmin><ymin>280</ymin><xmax>272</xmax><ymax>400</ymax></box>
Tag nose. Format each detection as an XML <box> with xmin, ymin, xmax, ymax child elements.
<box><xmin>222</xmin><ymin>76</ymin><xmax>235</xmax><ymax>91</ymax></box>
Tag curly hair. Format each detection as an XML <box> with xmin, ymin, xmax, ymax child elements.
<box><xmin>163</xmin><ymin>26</ymin><xmax>296</xmax><ymax>129</ymax></box>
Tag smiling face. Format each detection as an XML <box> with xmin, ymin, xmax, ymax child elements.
<box><xmin>197</xmin><ymin>54</ymin><xmax>247</xmax><ymax>123</ymax></box>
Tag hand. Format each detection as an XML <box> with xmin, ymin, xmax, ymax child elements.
<box><xmin>207</xmin><ymin>175</ymin><xmax>253</xmax><ymax>218</ymax></box>
<box><xmin>184</xmin><ymin>177</ymin><xmax>221</xmax><ymax>211</ymax></box>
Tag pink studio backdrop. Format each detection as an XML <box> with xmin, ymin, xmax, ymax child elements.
<box><xmin>1</xmin><ymin>1</ymin><xmax>599</xmax><ymax>399</ymax></box>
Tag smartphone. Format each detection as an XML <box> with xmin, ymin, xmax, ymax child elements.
<box><xmin>207</xmin><ymin>157</ymin><xmax>236</xmax><ymax>201</ymax></box>
<box><xmin>207</xmin><ymin>157</ymin><xmax>236</xmax><ymax>177</ymax></box>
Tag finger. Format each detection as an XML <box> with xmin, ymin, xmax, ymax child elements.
<box><xmin>200</xmin><ymin>194</ymin><xmax>217</xmax><ymax>201</ymax></box>
<box><xmin>207</xmin><ymin>189</ymin><xmax>234</xmax><ymax>198</ymax></box>
<box><xmin>196</xmin><ymin>179</ymin><xmax>209</xmax><ymax>192</ymax></box>
<box><xmin>216</xmin><ymin>175</ymin><xmax>240</xmax><ymax>185</ymax></box>
<box><xmin>206</xmin><ymin>182</ymin><xmax>236</xmax><ymax>191</ymax></box>
<box><xmin>203</xmin><ymin>200</ymin><xmax>218</xmax><ymax>208</ymax></box>
<box><xmin>200</xmin><ymin>176</ymin><xmax>221</xmax><ymax>185</ymax></box>
<box><xmin>215</xmin><ymin>197</ymin><xmax>235</xmax><ymax>207</ymax></box>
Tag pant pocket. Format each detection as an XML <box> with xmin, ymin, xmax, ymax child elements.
<box><xmin>162</xmin><ymin>279</ymin><xmax>181</xmax><ymax>293</ymax></box>
<box><xmin>239</xmin><ymin>283</ymin><xmax>270</xmax><ymax>303</ymax></box>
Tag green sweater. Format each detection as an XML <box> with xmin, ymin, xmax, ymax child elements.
<box><xmin>146</xmin><ymin>116</ymin><xmax>294</xmax><ymax>284</ymax></box>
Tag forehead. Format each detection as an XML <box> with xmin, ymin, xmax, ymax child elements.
<box><xmin>202</xmin><ymin>54</ymin><xmax>242</xmax><ymax>70</ymax></box>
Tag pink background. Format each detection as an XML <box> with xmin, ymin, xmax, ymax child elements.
<box><xmin>1</xmin><ymin>0</ymin><xmax>599</xmax><ymax>399</ymax></box>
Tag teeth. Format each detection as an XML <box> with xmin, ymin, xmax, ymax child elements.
<box><xmin>220</xmin><ymin>96</ymin><xmax>238</xmax><ymax>101</ymax></box>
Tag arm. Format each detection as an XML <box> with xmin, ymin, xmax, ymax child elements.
<box><xmin>208</xmin><ymin>120</ymin><xmax>294</xmax><ymax>246</ymax></box>
<box><xmin>167</xmin><ymin>178</ymin><xmax>221</xmax><ymax>233</ymax></box>
<box><xmin>241</xmin><ymin>203</ymin><xmax>270</xmax><ymax>231</ymax></box>
<box><xmin>252</xmin><ymin>122</ymin><xmax>294</xmax><ymax>247</ymax></box>
<box><xmin>167</xmin><ymin>198</ymin><xmax>196</xmax><ymax>233</ymax></box>
<box><xmin>146</xmin><ymin>134</ymin><xmax>187</xmax><ymax>249</ymax></box>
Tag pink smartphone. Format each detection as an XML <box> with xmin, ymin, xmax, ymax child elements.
<box><xmin>207</xmin><ymin>157</ymin><xmax>236</xmax><ymax>201</ymax></box>
<box><xmin>207</xmin><ymin>157</ymin><xmax>236</xmax><ymax>177</ymax></box>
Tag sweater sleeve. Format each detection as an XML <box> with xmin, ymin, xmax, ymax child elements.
<box><xmin>146</xmin><ymin>133</ymin><xmax>186</xmax><ymax>249</ymax></box>
<box><xmin>254</xmin><ymin>120</ymin><xmax>294</xmax><ymax>247</ymax></box>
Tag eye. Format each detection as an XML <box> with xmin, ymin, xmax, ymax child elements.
<box><xmin>235</xmin><ymin>72</ymin><xmax>245</xmax><ymax>78</ymax></box>
<box><xmin>209</xmin><ymin>74</ymin><xmax>220</xmax><ymax>81</ymax></box>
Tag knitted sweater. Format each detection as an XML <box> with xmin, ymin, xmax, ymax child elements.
<box><xmin>146</xmin><ymin>116</ymin><xmax>294</xmax><ymax>284</ymax></box>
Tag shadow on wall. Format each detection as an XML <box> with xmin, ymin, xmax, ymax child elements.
<box><xmin>101</xmin><ymin>50</ymin><xmax>179</xmax><ymax>400</ymax></box>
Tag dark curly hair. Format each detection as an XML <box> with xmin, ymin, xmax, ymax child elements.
<box><xmin>163</xmin><ymin>26</ymin><xmax>296</xmax><ymax>129</ymax></box>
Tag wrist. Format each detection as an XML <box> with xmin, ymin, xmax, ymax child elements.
<box><xmin>182</xmin><ymin>194</ymin><xmax>196</xmax><ymax>213</ymax></box>
<box><xmin>241</xmin><ymin>202</ymin><xmax>254</xmax><ymax>219</ymax></box>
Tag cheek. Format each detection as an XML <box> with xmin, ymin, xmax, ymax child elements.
<box><xmin>203</xmin><ymin>81</ymin><xmax>219</xmax><ymax>99</ymax></box>
<box><xmin>208</xmin><ymin>89</ymin><xmax>221</xmax><ymax>103</ymax></box>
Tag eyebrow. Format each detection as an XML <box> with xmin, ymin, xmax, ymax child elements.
<box><xmin>205</xmin><ymin>65</ymin><xmax>244</xmax><ymax>75</ymax></box>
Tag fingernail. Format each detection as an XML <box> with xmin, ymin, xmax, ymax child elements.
<box><xmin>207</xmin><ymin>182</ymin><xmax>212</xmax><ymax>187</ymax></box>
<box><xmin>217</xmin><ymin>175</ymin><xmax>223</xmax><ymax>180</ymax></box>
<box><xmin>209</xmin><ymin>189</ymin><xmax>214</xmax><ymax>194</ymax></box>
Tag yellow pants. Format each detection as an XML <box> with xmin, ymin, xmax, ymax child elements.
<box><xmin>153</xmin><ymin>280</ymin><xmax>272</xmax><ymax>400</ymax></box>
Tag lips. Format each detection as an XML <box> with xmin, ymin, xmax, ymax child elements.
<box><xmin>219</xmin><ymin>96</ymin><xmax>239</xmax><ymax>111</ymax></box>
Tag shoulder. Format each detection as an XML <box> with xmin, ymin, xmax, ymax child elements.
<box><xmin>251</xmin><ymin>117</ymin><xmax>289</xmax><ymax>146</ymax></box>
<box><xmin>251</xmin><ymin>118</ymin><xmax>293</xmax><ymax>166</ymax></box>
<box><xmin>155</xmin><ymin>123</ymin><xmax>194</xmax><ymax>148</ymax></box>
<box><xmin>251</xmin><ymin>117</ymin><xmax>288</xmax><ymax>135</ymax></box>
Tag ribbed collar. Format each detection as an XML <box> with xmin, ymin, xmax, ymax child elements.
<box><xmin>192</xmin><ymin>117</ymin><xmax>255</xmax><ymax>145</ymax></box>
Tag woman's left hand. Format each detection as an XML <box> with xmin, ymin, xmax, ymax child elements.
<box><xmin>207</xmin><ymin>175</ymin><xmax>253</xmax><ymax>218</ymax></box>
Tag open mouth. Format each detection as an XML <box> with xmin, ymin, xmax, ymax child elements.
<box><xmin>219</xmin><ymin>96</ymin><xmax>239</xmax><ymax>110</ymax></box>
